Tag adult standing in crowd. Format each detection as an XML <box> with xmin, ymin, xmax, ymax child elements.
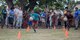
<box><xmin>49</xmin><ymin>9</ymin><xmax>53</xmax><ymax>28</ymax></box>
<box><xmin>40</xmin><ymin>10</ymin><xmax>46</xmax><ymax>28</ymax></box>
<box><xmin>1</xmin><ymin>6</ymin><xmax>7</xmax><ymax>28</ymax></box>
<box><xmin>8</xmin><ymin>7</ymin><xmax>15</xmax><ymax>28</ymax></box>
<box><xmin>14</xmin><ymin>5</ymin><xmax>20</xmax><ymax>28</ymax></box>
<box><xmin>22</xmin><ymin>11</ymin><xmax>29</xmax><ymax>28</ymax></box>
<box><xmin>5</xmin><ymin>6</ymin><xmax>10</xmax><ymax>28</ymax></box>
<box><xmin>52</xmin><ymin>12</ymin><xmax>57</xmax><ymax>28</ymax></box>
<box><xmin>16</xmin><ymin>7</ymin><xmax>23</xmax><ymax>29</ymax></box>
<box><xmin>46</xmin><ymin>12</ymin><xmax>50</xmax><ymax>29</ymax></box>
<box><xmin>54</xmin><ymin>9</ymin><xmax>64</xmax><ymax>28</ymax></box>
<box><xmin>74</xmin><ymin>7</ymin><xmax>80</xmax><ymax>30</ymax></box>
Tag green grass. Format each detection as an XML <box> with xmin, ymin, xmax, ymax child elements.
<box><xmin>0</xmin><ymin>28</ymin><xmax>80</xmax><ymax>40</ymax></box>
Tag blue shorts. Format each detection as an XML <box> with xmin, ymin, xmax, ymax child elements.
<box><xmin>28</xmin><ymin>21</ymin><xmax>32</xmax><ymax>26</ymax></box>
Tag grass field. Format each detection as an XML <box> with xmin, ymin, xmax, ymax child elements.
<box><xmin>0</xmin><ymin>28</ymin><xmax>80</xmax><ymax>40</ymax></box>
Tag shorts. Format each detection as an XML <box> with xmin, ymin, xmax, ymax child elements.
<box><xmin>8</xmin><ymin>17</ymin><xmax>14</xmax><ymax>25</ymax></box>
<box><xmin>32</xmin><ymin>20</ymin><xmax>38</xmax><ymax>24</ymax></box>
<box><xmin>28</xmin><ymin>21</ymin><xmax>32</xmax><ymax>26</ymax></box>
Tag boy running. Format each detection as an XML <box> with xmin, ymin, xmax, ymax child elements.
<box><xmin>30</xmin><ymin>10</ymin><xmax>39</xmax><ymax>32</ymax></box>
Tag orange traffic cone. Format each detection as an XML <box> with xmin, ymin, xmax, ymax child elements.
<box><xmin>65</xmin><ymin>29</ymin><xmax>69</xmax><ymax>38</ymax></box>
<box><xmin>17</xmin><ymin>31</ymin><xmax>21</xmax><ymax>40</ymax></box>
<box><xmin>26</xmin><ymin>26</ymin><xmax>30</xmax><ymax>32</ymax></box>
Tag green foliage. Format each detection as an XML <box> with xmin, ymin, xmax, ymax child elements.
<box><xmin>14</xmin><ymin>0</ymin><xmax>20</xmax><ymax>5</ymax></box>
<box><xmin>39</xmin><ymin>0</ymin><xmax>64</xmax><ymax>9</ymax></box>
<box><xmin>75</xmin><ymin>1</ymin><xmax>80</xmax><ymax>4</ymax></box>
<box><xmin>54</xmin><ymin>2</ymin><xmax>64</xmax><ymax>9</ymax></box>
<box><xmin>34</xmin><ymin>6</ymin><xmax>40</xmax><ymax>12</ymax></box>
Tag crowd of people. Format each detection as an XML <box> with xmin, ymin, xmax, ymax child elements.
<box><xmin>0</xmin><ymin>5</ymin><xmax>80</xmax><ymax>32</ymax></box>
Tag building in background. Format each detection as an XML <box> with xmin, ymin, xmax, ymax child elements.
<box><xmin>75</xmin><ymin>0</ymin><xmax>80</xmax><ymax>2</ymax></box>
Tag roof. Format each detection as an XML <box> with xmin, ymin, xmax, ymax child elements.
<box><xmin>75</xmin><ymin>4</ymin><xmax>80</xmax><ymax>9</ymax></box>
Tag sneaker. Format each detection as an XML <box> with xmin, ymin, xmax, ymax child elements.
<box><xmin>34</xmin><ymin>29</ymin><xmax>37</xmax><ymax>33</ymax></box>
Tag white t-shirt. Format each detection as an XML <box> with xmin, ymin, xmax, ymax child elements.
<box><xmin>54</xmin><ymin>10</ymin><xmax>64</xmax><ymax>15</ymax></box>
<box><xmin>6</xmin><ymin>7</ymin><xmax>10</xmax><ymax>17</ymax></box>
<box><xmin>14</xmin><ymin>8</ymin><xmax>19</xmax><ymax>15</ymax></box>
<box><xmin>17</xmin><ymin>10</ymin><xmax>23</xmax><ymax>18</ymax></box>
<box><xmin>63</xmin><ymin>16</ymin><xmax>68</xmax><ymax>21</ymax></box>
<box><xmin>54</xmin><ymin>10</ymin><xmax>64</xmax><ymax>19</ymax></box>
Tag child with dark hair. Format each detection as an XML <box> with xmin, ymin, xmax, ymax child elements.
<box><xmin>52</xmin><ymin>12</ymin><xmax>57</xmax><ymax>28</ymax></box>
<box><xmin>1</xmin><ymin>7</ymin><xmax>7</xmax><ymax>28</ymax></box>
<box><xmin>74</xmin><ymin>7</ymin><xmax>80</xmax><ymax>30</ymax></box>
<box><xmin>16</xmin><ymin>7</ymin><xmax>23</xmax><ymax>29</ymax></box>
<box><xmin>8</xmin><ymin>7</ymin><xmax>15</xmax><ymax>28</ymax></box>
<box><xmin>0</xmin><ymin>14</ymin><xmax>3</xmax><ymax>28</ymax></box>
<box><xmin>30</xmin><ymin>10</ymin><xmax>39</xmax><ymax>32</ymax></box>
<box><xmin>46</xmin><ymin>12</ymin><xmax>51</xmax><ymax>28</ymax></box>
<box><xmin>40</xmin><ymin>11</ymin><xmax>46</xmax><ymax>28</ymax></box>
<box><xmin>64</xmin><ymin>10</ymin><xmax>73</xmax><ymax>31</ymax></box>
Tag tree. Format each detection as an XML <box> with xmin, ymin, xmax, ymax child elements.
<box><xmin>24</xmin><ymin>0</ymin><xmax>37</xmax><ymax>11</ymax></box>
<box><xmin>4</xmin><ymin>0</ymin><xmax>37</xmax><ymax>11</ymax></box>
<box><xmin>5</xmin><ymin>0</ymin><xmax>14</xmax><ymax>8</ymax></box>
<box><xmin>3</xmin><ymin>0</ymin><xmax>66</xmax><ymax>11</ymax></box>
<box><xmin>18</xmin><ymin>0</ymin><xmax>28</xmax><ymax>10</ymax></box>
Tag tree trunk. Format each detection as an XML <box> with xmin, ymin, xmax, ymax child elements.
<box><xmin>18</xmin><ymin>0</ymin><xmax>28</xmax><ymax>11</ymax></box>
<box><xmin>19</xmin><ymin>0</ymin><xmax>37</xmax><ymax>11</ymax></box>
<box><xmin>5</xmin><ymin>0</ymin><xmax>14</xmax><ymax>8</ymax></box>
<box><xmin>5</xmin><ymin>0</ymin><xmax>37</xmax><ymax>11</ymax></box>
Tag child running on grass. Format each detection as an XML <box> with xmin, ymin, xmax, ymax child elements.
<box><xmin>29</xmin><ymin>10</ymin><xmax>39</xmax><ymax>32</ymax></box>
<box><xmin>63</xmin><ymin>10</ymin><xmax>73</xmax><ymax>31</ymax></box>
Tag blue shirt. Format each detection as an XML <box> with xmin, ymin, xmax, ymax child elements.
<box><xmin>9</xmin><ymin>10</ymin><xmax>14</xmax><ymax>18</ymax></box>
<box><xmin>74</xmin><ymin>10</ymin><xmax>80</xmax><ymax>19</ymax></box>
<box><xmin>40</xmin><ymin>12</ymin><xmax>46</xmax><ymax>17</ymax></box>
